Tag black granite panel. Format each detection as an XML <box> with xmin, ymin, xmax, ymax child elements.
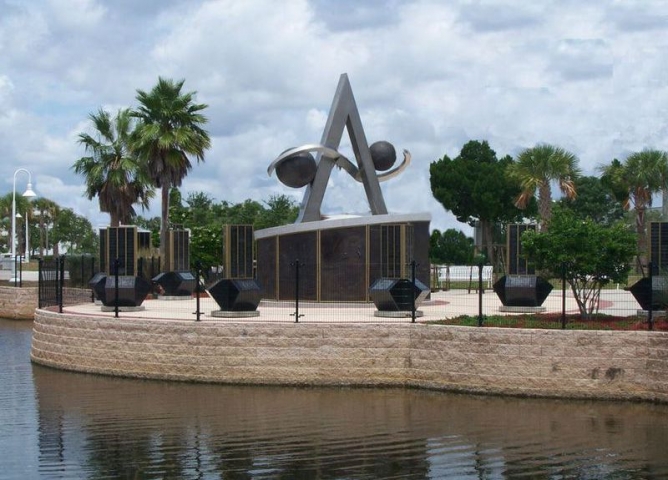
<box><xmin>278</xmin><ymin>231</ymin><xmax>318</xmax><ymax>300</ymax></box>
<box><xmin>256</xmin><ymin>236</ymin><xmax>276</xmax><ymax>299</ymax></box>
<box><xmin>320</xmin><ymin>226</ymin><xmax>367</xmax><ymax>301</ymax></box>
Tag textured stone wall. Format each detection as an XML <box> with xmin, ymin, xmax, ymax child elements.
<box><xmin>31</xmin><ymin>309</ymin><xmax>668</xmax><ymax>402</ymax></box>
<box><xmin>0</xmin><ymin>286</ymin><xmax>38</xmax><ymax>320</ymax></box>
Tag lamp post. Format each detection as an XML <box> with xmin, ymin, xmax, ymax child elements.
<box><xmin>25</xmin><ymin>210</ymin><xmax>30</xmax><ymax>262</ymax></box>
<box><xmin>11</xmin><ymin>169</ymin><xmax>36</xmax><ymax>277</ymax></box>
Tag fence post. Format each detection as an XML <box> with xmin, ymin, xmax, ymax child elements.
<box><xmin>13</xmin><ymin>255</ymin><xmax>18</xmax><ymax>287</ymax></box>
<box><xmin>58</xmin><ymin>256</ymin><xmax>65</xmax><ymax>314</ymax></box>
<box><xmin>648</xmin><ymin>261</ymin><xmax>654</xmax><ymax>331</ymax></box>
<box><xmin>561</xmin><ymin>261</ymin><xmax>567</xmax><ymax>329</ymax></box>
<box><xmin>291</xmin><ymin>259</ymin><xmax>303</xmax><ymax>323</ymax></box>
<box><xmin>19</xmin><ymin>255</ymin><xmax>23</xmax><ymax>288</ymax></box>
<box><xmin>477</xmin><ymin>262</ymin><xmax>483</xmax><ymax>326</ymax></box>
<box><xmin>411</xmin><ymin>260</ymin><xmax>417</xmax><ymax>323</ymax></box>
<box><xmin>38</xmin><ymin>258</ymin><xmax>43</xmax><ymax>309</ymax></box>
<box><xmin>114</xmin><ymin>258</ymin><xmax>120</xmax><ymax>318</ymax></box>
<box><xmin>91</xmin><ymin>257</ymin><xmax>96</xmax><ymax>303</ymax></box>
<box><xmin>195</xmin><ymin>261</ymin><xmax>202</xmax><ymax>322</ymax></box>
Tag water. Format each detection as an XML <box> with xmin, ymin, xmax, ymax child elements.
<box><xmin>2</xmin><ymin>318</ymin><xmax>668</xmax><ymax>479</ymax></box>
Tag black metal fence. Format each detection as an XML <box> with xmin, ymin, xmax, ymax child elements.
<box><xmin>34</xmin><ymin>257</ymin><xmax>668</xmax><ymax>330</ymax></box>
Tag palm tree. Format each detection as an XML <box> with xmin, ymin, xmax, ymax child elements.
<box><xmin>73</xmin><ymin>108</ymin><xmax>153</xmax><ymax>227</ymax></box>
<box><xmin>600</xmin><ymin>149</ymin><xmax>668</xmax><ymax>267</ymax></box>
<box><xmin>131</xmin><ymin>77</ymin><xmax>211</xmax><ymax>270</ymax></box>
<box><xmin>508</xmin><ymin>144</ymin><xmax>580</xmax><ymax>231</ymax></box>
<box><xmin>32</xmin><ymin>197</ymin><xmax>61</xmax><ymax>257</ymax></box>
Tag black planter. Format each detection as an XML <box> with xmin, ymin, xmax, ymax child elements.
<box><xmin>369</xmin><ymin>278</ymin><xmax>429</xmax><ymax>311</ymax></box>
<box><xmin>493</xmin><ymin>275</ymin><xmax>553</xmax><ymax>307</ymax></box>
<box><xmin>153</xmin><ymin>271</ymin><xmax>197</xmax><ymax>297</ymax></box>
<box><xmin>102</xmin><ymin>276</ymin><xmax>151</xmax><ymax>307</ymax></box>
<box><xmin>89</xmin><ymin>272</ymin><xmax>107</xmax><ymax>303</ymax></box>
<box><xmin>626</xmin><ymin>276</ymin><xmax>668</xmax><ymax>311</ymax></box>
<box><xmin>207</xmin><ymin>278</ymin><xmax>262</xmax><ymax>311</ymax></box>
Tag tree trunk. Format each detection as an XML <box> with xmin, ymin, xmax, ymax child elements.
<box><xmin>636</xmin><ymin>203</ymin><xmax>647</xmax><ymax>268</ymax></box>
<box><xmin>538</xmin><ymin>182</ymin><xmax>553</xmax><ymax>231</ymax></box>
<box><xmin>160</xmin><ymin>184</ymin><xmax>170</xmax><ymax>272</ymax></box>
<box><xmin>480</xmin><ymin>219</ymin><xmax>495</xmax><ymax>268</ymax></box>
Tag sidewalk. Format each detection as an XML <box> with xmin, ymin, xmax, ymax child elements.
<box><xmin>57</xmin><ymin>288</ymin><xmax>640</xmax><ymax>324</ymax></box>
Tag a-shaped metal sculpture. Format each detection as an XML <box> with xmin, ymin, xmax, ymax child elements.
<box><xmin>267</xmin><ymin>73</ymin><xmax>410</xmax><ymax>223</ymax></box>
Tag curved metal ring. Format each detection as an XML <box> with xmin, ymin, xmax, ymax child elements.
<box><xmin>267</xmin><ymin>144</ymin><xmax>342</xmax><ymax>177</ymax></box>
<box><xmin>267</xmin><ymin>144</ymin><xmax>411</xmax><ymax>183</ymax></box>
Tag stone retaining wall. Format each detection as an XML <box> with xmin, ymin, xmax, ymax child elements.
<box><xmin>0</xmin><ymin>286</ymin><xmax>38</xmax><ymax>320</ymax></box>
<box><xmin>31</xmin><ymin>309</ymin><xmax>668</xmax><ymax>402</ymax></box>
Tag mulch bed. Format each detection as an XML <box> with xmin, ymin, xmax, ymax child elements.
<box><xmin>435</xmin><ymin>313</ymin><xmax>668</xmax><ymax>331</ymax></box>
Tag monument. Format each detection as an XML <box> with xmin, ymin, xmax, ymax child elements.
<box><xmin>255</xmin><ymin>74</ymin><xmax>431</xmax><ymax>301</ymax></box>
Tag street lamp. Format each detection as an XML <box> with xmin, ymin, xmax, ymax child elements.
<box><xmin>11</xmin><ymin>169</ymin><xmax>36</xmax><ymax>272</ymax></box>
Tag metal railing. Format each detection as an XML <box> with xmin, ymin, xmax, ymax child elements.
<box><xmin>35</xmin><ymin>258</ymin><xmax>668</xmax><ymax>330</ymax></box>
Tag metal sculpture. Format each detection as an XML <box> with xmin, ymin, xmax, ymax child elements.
<box><xmin>267</xmin><ymin>73</ymin><xmax>410</xmax><ymax>223</ymax></box>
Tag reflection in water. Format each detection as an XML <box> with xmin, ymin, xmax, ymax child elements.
<box><xmin>2</xmin><ymin>319</ymin><xmax>668</xmax><ymax>478</ymax></box>
<box><xmin>31</xmin><ymin>363</ymin><xmax>668</xmax><ymax>479</ymax></box>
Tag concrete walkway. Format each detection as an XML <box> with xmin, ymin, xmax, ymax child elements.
<box><xmin>57</xmin><ymin>287</ymin><xmax>641</xmax><ymax>324</ymax></box>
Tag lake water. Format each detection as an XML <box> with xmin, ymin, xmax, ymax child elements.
<box><xmin>2</xmin><ymin>318</ymin><xmax>668</xmax><ymax>479</ymax></box>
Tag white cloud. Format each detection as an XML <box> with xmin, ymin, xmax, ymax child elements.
<box><xmin>0</xmin><ymin>0</ymin><xmax>667</xmax><ymax>240</ymax></box>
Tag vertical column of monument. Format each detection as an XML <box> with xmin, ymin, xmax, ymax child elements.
<box><xmin>99</xmin><ymin>227</ymin><xmax>107</xmax><ymax>274</ymax></box>
<box><xmin>649</xmin><ymin>222</ymin><xmax>668</xmax><ymax>275</ymax></box>
<box><xmin>507</xmin><ymin>224</ymin><xmax>536</xmax><ymax>275</ymax></box>
<box><xmin>206</xmin><ymin>225</ymin><xmax>262</xmax><ymax>315</ymax></box>
<box><xmin>222</xmin><ymin>225</ymin><xmax>254</xmax><ymax>279</ymax></box>
<box><xmin>101</xmin><ymin>226</ymin><xmax>138</xmax><ymax>276</ymax></box>
<box><xmin>169</xmin><ymin>229</ymin><xmax>190</xmax><ymax>272</ymax></box>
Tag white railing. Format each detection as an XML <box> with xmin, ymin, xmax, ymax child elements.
<box><xmin>436</xmin><ymin>265</ymin><xmax>494</xmax><ymax>289</ymax></box>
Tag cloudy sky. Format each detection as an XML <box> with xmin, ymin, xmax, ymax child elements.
<box><xmin>1</xmin><ymin>0</ymin><xmax>667</xmax><ymax>235</ymax></box>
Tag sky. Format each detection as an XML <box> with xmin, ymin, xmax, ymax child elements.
<box><xmin>1</xmin><ymin>0</ymin><xmax>667</xmax><ymax>235</ymax></box>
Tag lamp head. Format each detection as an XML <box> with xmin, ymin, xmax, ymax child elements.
<box><xmin>23</xmin><ymin>183</ymin><xmax>37</xmax><ymax>198</ymax></box>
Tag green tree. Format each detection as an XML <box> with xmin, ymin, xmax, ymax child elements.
<box><xmin>73</xmin><ymin>108</ymin><xmax>153</xmax><ymax>227</ymax></box>
<box><xmin>132</xmin><ymin>77</ymin><xmax>211</xmax><ymax>271</ymax></box>
<box><xmin>507</xmin><ymin>144</ymin><xmax>580</xmax><ymax>231</ymax></box>
<box><xmin>429</xmin><ymin>229</ymin><xmax>474</xmax><ymax>265</ymax></box>
<box><xmin>430</xmin><ymin>140</ymin><xmax>527</xmax><ymax>268</ymax></box>
<box><xmin>256</xmin><ymin>194</ymin><xmax>299</xmax><ymax>230</ymax></box>
<box><xmin>521</xmin><ymin>207</ymin><xmax>636</xmax><ymax>318</ymax></box>
<box><xmin>600</xmin><ymin>150</ymin><xmax>668</xmax><ymax>266</ymax></box>
<box><xmin>32</xmin><ymin>197</ymin><xmax>61</xmax><ymax>257</ymax></box>
<box><xmin>0</xmin><ymin>193</ymin><xmax>13</xmax><ymax>252</ymax></box>
<box><xmin>51</xmin><ymin>208</ymin><xmax>96</xmax><ymax>254</ymax></box>
<box><xmin>557</xmin><ymin>176</ymin><xmax>625</xmax><ymax>225</ymax></box>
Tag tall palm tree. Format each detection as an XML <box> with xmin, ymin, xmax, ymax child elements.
<box><xmin>600</xmin><ymin>149</ymin><xmax>668</xmax><ymax>266</ymax></box>
<box><xmin>73</xmin><ymin>108</ymin><xmax>153</xmax><ymax>227</ymax></box>
<box><xmin>507</xmin><ymin>144</ymin><xmax>580</xmax><ymax>231</ymax></box>
<box><xmin>32</xmin><ymin>197</ymin><xmax>61</xmax><ymax>257</ymax></box>
<box><xmin>131</xmin><ymin>77</ymin><xmax>211</xmax><ymax>270</ymax></box>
